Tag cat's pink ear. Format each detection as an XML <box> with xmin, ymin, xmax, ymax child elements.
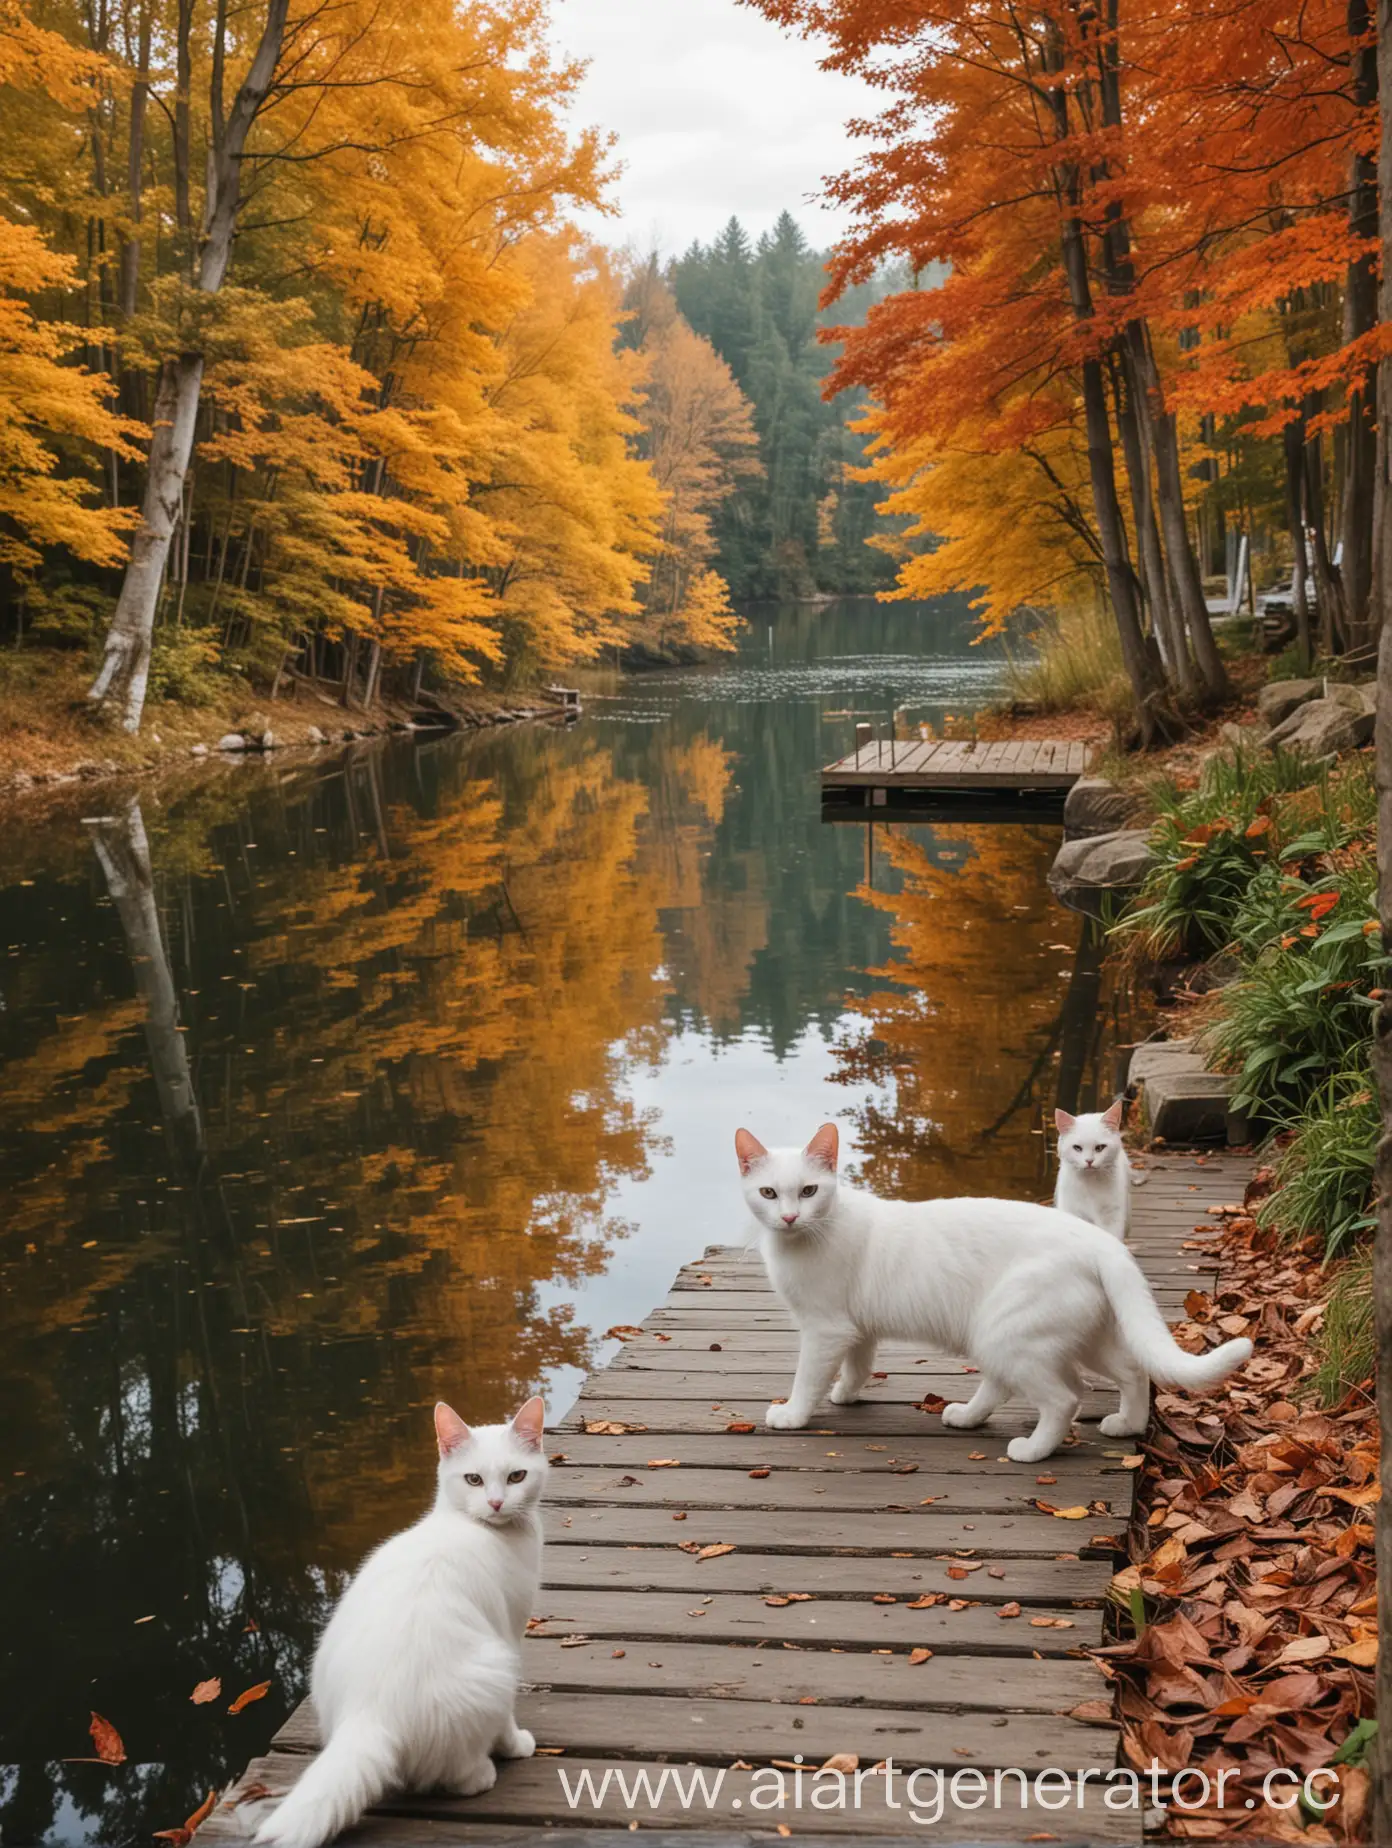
<box><xmin>804</xmin><ymin>1122</ymin><xmax>839</xmax><ymax>1171</ymax></box>
<box><xmin>510</xmin><ymin>1396</ymin><xmax>546</xmax><ymax>1450</ymax></box>
<box><xmin>1054</xmin><ymin>1109</ymin><xmax>1076</xmax><ymax>1132</ymax></box>
<box><xmin>1102</xmin><ymin>1098</ymin><xmax>1125</xmax><ymax>1131</ymax></box>
<box><xmin>434</xmin><ymin>1402</ymin><xmax>471</xmax><ymax>1457</ymax></box>
<box><xmin>735</xmin><ymin>1128</ymin><xmax>768</xmax><ymax>1174</ymax></box>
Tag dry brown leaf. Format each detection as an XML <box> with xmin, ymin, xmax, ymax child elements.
<box><xmin>605</xmin><ymin>1325</ymin><xmax>646</xmax><ymax>1340</ymax></box>
<box><xmin>646</xmin><ymin>1458</ymin><xmax>680</xmax><ymax>1469</ymax></box>
<box><xmin>908</xmin><ymin>1648</ymin><xmax>933</xmax><ymax>1665</ymax></box>
<box><xmin>821</xmin><ymin>1752</ymin><xmax>858</xmax><ymax>1773</ymax></box>
<box><xmin>696</xmin><ymin>1543</ymin><xmax>735</xmax><ymax>1560</ymax></box>
<box><xmin>227</xmin><ymin>1681</ymin><xmax>272</xmax><ymax>1714</ymax></box>
<box><xmin>153</xmin><ymin>1790</ymin><xmax>217</xmax><ymax>1846</ymax></box>
<box><xmin>726</xmin><ymin>1421</ymin><xmax>755</xmax><ymax>1434</ymax></box>
<box><xmin>998</xmin><ymin>1602</ymin><xmax>1022</xmax><ymax>1619</ymax></box>
<box><xmin>89</xmin><ymin>1713</ymin><xmax>125</xmax><ymax>1765</ymax></box>
<box><xmin>189</xmin><ymin>1679</ymin><xmax>221</xmax><ymax>1706</ymax></box>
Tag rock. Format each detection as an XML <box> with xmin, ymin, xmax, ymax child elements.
<box><xmin>1047</xmin><ymin>828</ymin><xmax>1155</xmax><ymax>916</ymax></box>
<box><xmin>1256</xmin><ymin>678</ymin><xmax>1322</xmax><ymax>725</ymax></box>
<box><xmin>1218</xmin><ymin>720</ymin><xmax>1264</xmax><ymax>749</ymax></box>
<box><xmin>1128</xmin><ymin>1039</ymin><xmax>1247</xmax><ymax>1144</ymax></box>
<box><xmin>190</xmin><ymin>743</ymin><xmax>209</xmax><ymax>758</ymax></box>
<box><xmin>1353</xmin><ymin>679</ymin><xmax>1378</xmax><ymax>716</ymax></box>
<box><xmin>217</xmin><ymin>733</ymin><xmax>248</xmax><ymax>753</ymax></box>
<box><xmin>259</xmin><ymin>730</ymin><xmax>275</xmax><ymax>750</ymax></box>
<box><xmin>306</xmin><ymin>725</ymin><xmax>326</xmax><ymax>745</ymax></box>
<box><xmin>1063</xmin><ymin>776</ymin><xmax>1132</xmax><ymax>840</ymax></box>
<box><xmin>1264</xmin><ymin>696</ymin><xmax>1372</xmax><ymax>759</ymax></box>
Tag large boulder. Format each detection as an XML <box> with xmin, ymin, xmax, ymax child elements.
<box><xmin>1257</xmin><ymin>678</ymin><xmax>1323</xmax><ymax>726</ymax></box>
<box><xmin>1264</xmin><ymin>696</ymin><xmax>1372</xmax><ymax>759</ymax></box>
<box><xmin>1048</xmin><ymin>828</ymin><xmax>1155</xmax><ymax>916</ymax></box>
<box><xmin>1063</xmin><ymin>776</ymin><xmax>1132</xmax><ymax>840</ymax></box>
<box><xmin>217</xmin><ymin>732</ymin><xmax>249</xmax><ymax>753</ymax></box>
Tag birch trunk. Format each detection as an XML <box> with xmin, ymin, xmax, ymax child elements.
<box><xmin>87</xmin><ymin>0</ymin><xmax>290</xmax><ymax>733</ymax></box>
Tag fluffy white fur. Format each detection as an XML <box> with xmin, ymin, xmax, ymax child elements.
<box><xmin>735</xmin><ymin>1124</ymin><xmax>1250</xmax><ymax>1463</ymax></box>
<box><xmin>253</xmin><ymin>1398</ymin><xmax>548</xmax><ymax>1848</ymax></box>
<box><xmin>1054</xmin><ymin>1100</ymin><xmax>1132</xmax><ymax>1239</ymax></box>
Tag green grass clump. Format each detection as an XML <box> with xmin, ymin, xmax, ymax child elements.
<box><xmin>1256</xmin><ymin>1069</ymin><xmax>1377</xmax><ymax>1258</ymax></box>
<box><xmin>1311</xmin><ymin>1247</ymin><xmax>1374</xmax><ymax>1406</ymax></box>
<box><xmin>1003</xmin><ymin>602</ymin><xmax>1132</xmax><ymax>722</ymax></box>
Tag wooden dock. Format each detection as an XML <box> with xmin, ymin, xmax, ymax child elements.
<box><xmin>822</xmin><ymin>739</ymin><xmax>1093</xmax><ymax>818</ymax></box>
<box><xmin>204</xmin><ymin>1152</ymin><xmax>1250</xmax><ymax>1845</ymax></box>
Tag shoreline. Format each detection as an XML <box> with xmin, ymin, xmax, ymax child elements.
<box><xmin>0</xmin><ymin>653</ymin><xmax>573</xmax><ymax>807</ymax></box>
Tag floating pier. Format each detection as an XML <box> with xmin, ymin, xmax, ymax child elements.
<box><xmin>822</xmin><ymin>738</ymin><xmax>1093</xmax><ymax>820</ymax></box>
<box><xmin>203</xmin><ymin>1152</ymin><xmax>1251</xmax><ymax>1845</ymax></box>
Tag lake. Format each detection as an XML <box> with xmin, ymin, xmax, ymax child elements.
<box><xmin>0</xmin><ymin>595</ymin><xmax>1140</xmax><ymax>1845</ymax></box>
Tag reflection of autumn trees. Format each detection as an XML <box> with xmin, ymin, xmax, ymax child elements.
<box><xmin>0</xmin><ymin>727</ymin><xmax>737</xmax><ymax>1846</ymax></box>
<box><xmin>834</xmin><ymin>825</ymin><xmax>1098</xmax><ymax>1203</ymax></box>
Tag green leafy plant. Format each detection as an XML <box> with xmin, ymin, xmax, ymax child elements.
<box><xmin>1255</xmin><ymin>1067</ymin><xmax>1377</xmax><ymax>1258</ymax></box>
<box><xmin>1202</xmin><ymin>858</ymin><xmax>1384</xmax><ymax>1123</ymax></box>
<box><xmin>1311</xmin><ymin>1247</ymin><xmax>1373</xmax><ymax>1407</ymax></box>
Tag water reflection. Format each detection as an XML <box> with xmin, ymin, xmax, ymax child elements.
<box><xmin>0</xmin><ymin>595</ymin><xmax>1141</xmax><ymax>1845</ymax></box>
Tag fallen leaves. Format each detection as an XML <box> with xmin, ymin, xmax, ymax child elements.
<box><xmin>228</xmin><ymin>1681</ymin><xmax>272</xmax><ymax>1715</ymax></box>
<box><xmin>820</xmin><ymin>1752</ymin><xmax>858</xmax><ymax>1773</ymax></box>
<box><xmin>725</xmin><ymin>1421</ymin><xmax>756</xmax><ymax>1434</ymax></box>
<box><xmin>646</xmin><ymin>1458</ymin><xmax>681</xmax><ymax>1469</ymax></box>
<box><xmin>998</xmin><ymin>1602</ymin><xmax>1022</xmax><ymax>1620</ymax></box>
<box><xmin>908</xmin><ymin>1648</ymin><xmax>934</xmax><ymax>1665</ymax></box>
<box><xmin>153</xmin><ymin>1792</ymin><xmax>216</xmax><ymax>1845</ymax></box>
<box><xmin>583</xmin><ymin>1420</ymin><xmax>647</xmax><ymax>1435</ymax></box>
<box><xmin>696</xmin><ymin>1543</ymin><xmax>735</xmax><ymax>1560</ymax></box>
<box><xmin>1099</xmin><ymin>1209</ymin><xmax>1376</xmax><ymax>1836</ymax></box>
<box><xmin>89</xmin><ymin>1713</ymin><xmax>125</xmax><ymax>1765</ymax></box>
<box><xmin>189</xmin><ymin>1679</ymin><xmax>221</xmax><ymax>1706</ymax></box>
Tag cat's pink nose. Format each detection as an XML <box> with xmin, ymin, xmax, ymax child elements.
<box><xmin>489</xmin><ymin>1497</ymin><xmax>504</xmax><ymax>1511</ymax></box>
<box><xmin>781</xmin><ymin>1212</ymin><xmax>798</xmax><ymax>1225</ymax></box>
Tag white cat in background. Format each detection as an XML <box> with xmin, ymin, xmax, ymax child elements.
<box><xmin>1054</xmin><ymin>1100</ymin><xmax>1132</xmax><ymax>1239</ymax></box>
<box><xmin>735</xmin><ymin>1124</ymin><xmax>1250</xmax><ymax>1463</ymax></box>
<box><xmin>254</xmin><ymin>1399</ymin><xmax>548</xmax><ymax>1848</ymax></box>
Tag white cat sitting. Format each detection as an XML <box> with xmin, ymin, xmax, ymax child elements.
<box><xmin>735</xmin><ymin>1124</ymin><xmax>1250</xmax><ymax>1463</ymax></box>
<box><xmin>1054</xmin><ymin>1100</ymin><xmax>1131</xmax><ymax>1238</ymax></box>
<box><xmin>254</xmin><ymin>1398</ymin><xmax>548</xmax><ymax>1848</ymax></box>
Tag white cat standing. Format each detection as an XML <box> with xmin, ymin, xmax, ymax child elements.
<box><xmin>254</xmin><ymin>1399</ymin><xmax>548</xmax><ymax>1848</ymax></box>
<box><xmin>1054</xmin><ymin>1100</ymin><xmax>1132</xmax><ymax>1239</ymax></box>
<box><xmin>736</xmin><ymin>1124</ymin><xmax>1250</xmax><ymax>1462</ymax></box>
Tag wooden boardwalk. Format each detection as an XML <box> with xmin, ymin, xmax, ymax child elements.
<box><xmin>204</xmin><ymin>1152</ymin><xmax>1251</xmax><ymax>1846</ymax></box>
<box><xmin>822</xmin><ymin>739</ymin><xmax>1092</xmax><ymax>817</ymax></box>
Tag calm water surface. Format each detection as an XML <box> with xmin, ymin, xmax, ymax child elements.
<box><xmin>0</xmin><ymin>598</ymin><xmax>1139</xmax><ymax>1845</ymax></box>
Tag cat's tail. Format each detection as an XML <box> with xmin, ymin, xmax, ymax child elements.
<box><xmin>1096</xmin><ymin>1240</ymin><xmax>1253</xmax><ymax>1389</ymax></box>
<box><xmin>253</xmin><ymin>1716</ymin><xmax>397</xmax><ymax>1848</ymax></box>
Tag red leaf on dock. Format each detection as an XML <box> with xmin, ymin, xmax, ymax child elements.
<box><xmin>89</xmin><ymin>1714</ymin><xmax>125</xmax><ymax>1764</ymax></box>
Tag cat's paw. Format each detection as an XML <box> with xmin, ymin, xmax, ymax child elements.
<box><xmin>500</xmin><ymin>1727</ymin><xmax>535</xmax><ymax>1760</ymax></box>
<box><xmin>940</xmin><ymin>1401</ymin><xmax>978</xmax><ymax>1429</ymax></box>
<box><xmin>765</xmin><ymin>1402</ymin><xmax>806</xmax><ymax>1430</ymax></box>
<box><xmin>450</xmin><ymin>1759</ymin><xmax>498</xmax><ymax>1798</ymax></box>
<box><xmin>828</xmin><ymin>1380</ymin><xmax>861</xmax><ymax>1405</ymax></box>
<box><xmin>1007</xmin><ymin>1435</ymin><xmax>1054</xmax><ymax>1464</ymax></box>
<box><xmin>1099</xmin><ymin>1412</ymin><xmax>1146</xmax><ymax>1438</ymax></box>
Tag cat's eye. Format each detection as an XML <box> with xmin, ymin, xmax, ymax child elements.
<box><xmin>507</xmin><ymin>1469</ymin><xmax>527</xmax><ymax>1484</ymax></box>
<box><xmin>759</xmin><ymin>1186</ymin><xmax>777</xmax><ymax>1199</ymax></box>
<box><xmin>1072</xmin><ymin>1143</ymin><xmax>1082</xmax><ymax>1151</ymax></box>
<box><xmin>464</xmin><ymin>1472</ymin><xmax>483</xmax><ymax>1486</ymax></box>
<box><xmin>799</xmin><ymin>1184</ymin><xmax>818</xmax><ymax>1198</ymax></box>
<box><xmin>1095</xmin><ymin>1144</ymin><xmax>1106</xmax><ymax>1152</ymax></box>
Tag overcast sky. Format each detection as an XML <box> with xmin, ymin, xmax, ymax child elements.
<box><xmin>549</xmin><ymin>0</ymin><xmax>880</xmax><ymax>257</ymax></box>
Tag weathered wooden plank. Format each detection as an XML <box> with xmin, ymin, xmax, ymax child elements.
<box><xmin>525</xmin><ymin>1587</ymin><xmax>1103</xmax><ymax>1653</ymax></box>
<box><xmin>269</xmin><ymin>1692</ymin><xmax>1121</xmax><ymax>1773</ymax></box>
<box><xmin>545</xmin><ymin>1462</ymin><xmax>1128</xmax><ymax>1510</ymax></box>
<box><xmin>545</xmin><ymin>1506</ymin><xmax>1117</xmax><ymax>1559</ymax></box>
<box><xmin>204</xmin><ymin>1749</ymin><xmax>1141</xmax><ymax>1841</ymax></box>
<box><xmin>577</xmin><ymin>1371</ymin><xmax>1127</xmax><ymax>1416</ymax></box>
<box><xmin>542</xmin><ymin>1547</ymin><xmax>1103</xmax><ymax>1604</ymax></box>
<box><xmin>519</xmin><ymin>1635</ymin><xmax>1102</xmax><ymax>1710</ymax></box>
<box><xmin>545</xmin><ymin>1430</ymin><xmax>1140</xmax><ymax>1476</ymax></box>
<box><xmin>560</xmin><ymin>1400</ymin><xmax>1141</xmax><ymax>1452</ymax></box>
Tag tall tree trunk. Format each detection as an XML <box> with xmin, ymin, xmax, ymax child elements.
<box><xmin>87</xmin><ymin>0</ymin><xmax>290</xmax><ymax>732</ymax></box>
<box><xmin>1369</xmin><ymin>3</ymin><xmax>1392</xmax><ymax>1838</ymax></box>
<box><xmin>1041</xmin><ymin>19</ymin><xmax>1175</xmax><ymax>746</ymax></box>
<box><xmin>118</xmin><ymin>0</ymin><xmax>152</xmax><ymax>321</ymax></box>
<box><xmin>1282</xmin><ymin>420</ymin><xmax>1313</xmax><ymax>671</ymax></box>
<box><xmin>1340</xmin><ymin>0</ymin><xmax>1379</xmax><ymax>649</ymax></box>
<box><xmin>1111</xmin><ymin>351</ymin><xmax>1195</xmax><ymax>696</ymax></box>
